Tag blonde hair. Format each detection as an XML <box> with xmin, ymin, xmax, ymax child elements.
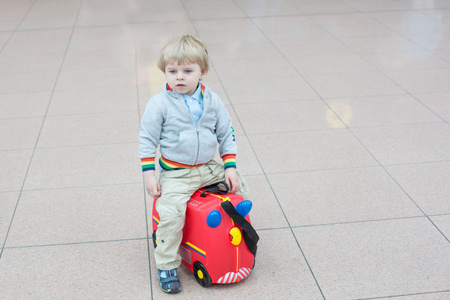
<box><xmin>157</xmin><ymin>35</ymin><xmax>210</xmax><ymax>73</ymax></box>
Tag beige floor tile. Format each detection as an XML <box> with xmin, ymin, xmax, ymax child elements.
<box><xmin>0</xmin><ymin>32</ymin><xmax>11</xmax><ymax>47</ymax></box>
<box><xmin>344</xmin><ymin>0</ymin><xmax>408</xmax><ymax>11</ymax></box>
<box><xmin>234</xmin><ymin>100</ymin><xmax>345</xmax><ymax>134</ymax></box>
<box><xmin>221</xmin><ymin>76</ymin><xmax>319</xmax><ymax>104</ymax></box>
<box><xmin>294</xmin><ymin>218</ymin><xmax>450</xmax><ymax>299</ymax></box>
<box><xmin>398</xmin><ymin>0</ymin><xmax>450</xmax><ymax>9</ymax></box>
<box><xmin>229</xmin><ymin>136</ymin><xmax>263</xmax><ymax>176</ymax></box>
<box><xmin>268</xmin><ymin>167</ymin><xmax>423</xmax><ymax>226</ymax></box>
<box><xmin>326</xmin><ymin>94</ymin><xmax>442</xmax><ymax>127</ymax></box>
<box><xmin>242</xmin><ymin>175</ymin><xmax>289</xmax><ymax>229</ymax></box>
<box><xmin>311</xmin><ymin>12</ymin><xmax>379</xmax><ymax>26</ymax></box>
<box><xmin>430</xmin><ymin>215</ymin><xmax>450</xmax><ymax>241</ymax></box>
<box><xmin>0</xmin><ymin>150</ymin><xmax>33</xmax><ymax>192</ymax></box>
<box><xmin>413</xmin><ymin>92</ymin><xmax>450</xmax><ymax>123</ymax></box>
<box><xmin>249</xmin><ymin>129</ymin><xmax>378</xmax><ymax>173</ymax></box>
<box><xmin>0</xmin><ymin>20</ymin><xmax>18</xmax><ymax>32</ymax></box>
<box><xmin>204</xmin><ymin>80</ymin><xmax>231</xmax><ymax>104</ymax></box>
<box><xmin>194</xmin><ymin>18</ymin><xmax>256</xmax><ymax>33</ymax></box>
<box><xmin>149</xmin><ymin>229</ymin><xmax>323</xmax><ymax>299</ymax></box>
<box><xmin>293</xmin><ymin>0</ymin><xmax>357</xmax><ymax>14</ymax></box>
<box><xmin>321</xmin><ymin>21</ymin><xmax>397</xmax><ymax>38</ymax></box>
<box><xmin>339</xmin><ymin>35</ymin><xmax>424</xmax><ymax>54</ymax></box>
<box><xmin>71</xmin><ymin>25</ymin><xmax>135</xmax><ymax>41</ymax></box>
<box><xmin>67</xmin><ymin>36</ymin><xmax>136</xmax><ymax>54</ymax></box>
<box><xmin>197</xmin><ymin>27</ymin><xmax>267</xmax><ymax>46</ymax></box>
<box><xmin>259</xmin><ymin>24</ymin><xmax>333</xmax><ymax>42</ymax></box>
<box><xmin>434</xmin><ymin>47</ymin><xmax>450</xmax><ymax>64</ymax></box>
<box><xmin>10</xmin><ymin>28</ymin><xmax>72</xmax><ymax>43</ymax></box>
<box><xmin>386</xmin><ymin>68</ymin><xmax>450</xmax><ymax>93</ymax></box>
<box><xmin>0</xmin><ymin>92</ymin><xmax>50</xmax><ymax>119</ymax></box>
<box><xmin>48</xmin><ymin>86</ymin><xmax>138</xmax><ymax>116</ymax></box>
<box><xmin>184</xmin><ymin>0</ymin><xmax>245</xmax><ymax>19</ymax></box>
<box><xmin>0</xmin><ymin>71</ymin><xmax>58</xmax><ymax>95</ymax></box>
<box><xmin>236</xmin><ymin>0</ymin><xmax>300</xmax><ymax>17</ymax></box>
<box><xmin>381</xmin><ymin>17</ymin><xmax>449</xmax><ymax>38</ymax></box>
<box><xmin>23</xmin><ymin>143</ymin><xmax>142</xmax><ymax>190</ymax></box>
<box><xmin>0</xmin><ymin>54</ymin><xmax>64</xmax><ymax>75</ymax></box>
<box><xmin>1</xmin><ymin>38</ymin><xmax>69</xmax><ymax>57</ymax></box>
<box><xmin>358</xmin><ymin>50</ymin><xmax>450</xmax><ymax>72</ymax></box>
<box><xmin>0</xmin><ymin>191</ymin><xmax>19</xmax><ymax>244</ymax></box>
<box><xmin>407</xmin><ymin>32</ymin><xmax>450</xmax><ymax>51</ymax></box>
<box><xmin>253</xmin><ymin>16</ymin><xmax>333</xmax><ymax>41</ymax></box>
<box><xmin>213</xmin><ymin>57</ymin><xmax>298</xmax><ymax>81</ymax></box>
<box><xmin>62</xmin><ymin>52</ymin><xmax>136</xmax><ymax>71</ymax></box>
<box><xmin>0</xmin><ymin>240</ymin><xmax>151</xmax><ymax>298</ymax></box>
<box><xmin>386</xmin><ymin>162</ymin><xmax>450</xmax><ymax>215</ymax></box>
<box><xmin>0</xmin><ymin>117</ymin><xmax>42</xmax><ymax>151</ymax></box>
<box><xmin>304</xmin><ymin>72</ymin><xmax>405</xmax><ymax>98</ymax></box>
<box><xmin>352</xmin><ymin>123</ymin><xmax>450</xmax><ymax>165</ymax></box>
<box><xmin>275</xmin><ymin>38</ymin><xmax>354</xmax><ymax>58</ymax></box>
<box><xmin>424</xmin><ymin>7</ymin><xmax>450</xmax><ymax>22</ymax></box>
<box><xmin>207</xmin><ymin>41</ymin><xmax>282</xmax><ymax>61</ymax></box>
<box><xmin>37</xmin><ymin>112</ymin><xmax>139</xmax><ymax>148</ymax></box>
<box><xmin>19</xmin><ymin>12</ymin><xmax>78</xmax><ymax>30</ymax></box>
<box><xmin>55</xmin><ymin>67</ymin><xmax>136</xmax><ymax>91</ymax></box>
<box><xmin>290</xmin><ymin>53</ymin><xmax>377</xmax><ymax>75</ymax></box>
<box><xmin>6</xmin><ymin>184</ymin><xmax>146</xmax><ymax>247</ymax></box>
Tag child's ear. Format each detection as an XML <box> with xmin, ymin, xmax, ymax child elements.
<box><xmin>200</xmin><ymin>71</ymin><xmax>207</xmax><ymax>81</ymax></box>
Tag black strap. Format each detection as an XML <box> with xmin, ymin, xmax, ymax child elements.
<box><xmin>200</xmin><ymin>182</ymin><xmax>229</xmax><ymax>197</ymax></box>
<box><xmin>221</xmin><ymin>200</ymin><xmax>259</xmax><ymax>256</ymax></box>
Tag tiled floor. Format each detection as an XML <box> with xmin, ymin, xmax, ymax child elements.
<box><xmin>0</xmin><ymin>0</ymin><xmax>449</xmax><ymax>299</ymax></box>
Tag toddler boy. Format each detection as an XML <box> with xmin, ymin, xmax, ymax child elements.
<box><xmin>139</xmin><ymin>35</ymin><xmax>250</xmax><ymax>293</ymax></box>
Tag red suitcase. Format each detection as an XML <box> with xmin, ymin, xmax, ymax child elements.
<box><xmin>152</xmin><ymin>182</ymin><xmax>259</xmax><ymax>287</ymax></box>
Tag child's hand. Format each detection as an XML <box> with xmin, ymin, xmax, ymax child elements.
<box><xmin>143</xmin><ymin>170</ymin><xmax>161</xmax><ymax>198</ymax></box>
<box><xmin>225</xmin><ymin>168</ymin><xmax>239</xmax><ymax>194</ymax></box>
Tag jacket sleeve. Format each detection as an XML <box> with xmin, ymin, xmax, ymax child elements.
<box><xmin>214</xmin><ymin>96</ymin><xmax>237</xmax><ymax>169</ymax></box>
<box><xmin>138</xmin><ymin>97</ymin><xmax>164</xmax><ymax>171</ymax></box>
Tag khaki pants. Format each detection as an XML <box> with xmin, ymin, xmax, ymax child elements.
<box><xmin>154</xmin><ymin>160</ymin><xmax>250</xmax><ymax>270</ymax></box>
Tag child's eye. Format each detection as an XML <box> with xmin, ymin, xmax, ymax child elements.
<box><xmin>169</xmin><ymin>70</ymin><xmax>176</xmax><ymax>74</ymax></box>
<box><xmin>185</xmin><ymin>70</ymin><xmax>192</xmax><ymax>73</ymax></box>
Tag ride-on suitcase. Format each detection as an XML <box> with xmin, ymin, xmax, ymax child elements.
<box><xmin>152</xmin><ymin>182</ymin><xmax>259</xmax><ymax>287</ymax></box>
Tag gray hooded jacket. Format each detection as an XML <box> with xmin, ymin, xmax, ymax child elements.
<box><xmin>139</xmin><ymin>84</ymin><xmax>236</xmax><ymax>168</ymax></box>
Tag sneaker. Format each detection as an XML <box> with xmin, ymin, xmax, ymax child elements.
<box><xmin>158</xmin><ymin>268</ymin><xmax>182</xmax><ymax>293</ymax></box>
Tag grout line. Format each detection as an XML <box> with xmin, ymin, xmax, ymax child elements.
<box><xmin>0</xmin><ymin>0</ymin><xmax>40</xmax><ymax>260</ymax></box>
<box><xmin>356</xmin><ymin>289</ymin><xmax>450</xmax><ymax>300</ymax></box>
<box><xmin>303</xmin><ymin>14</ymin><xmax>450</xmax><ymax>244</ymax></box>
<box><xmin>134</xmin><ymin>42</ymin><xmax>154</xmax><ymax>299</ymax></box>
<box><xmin>253</xmin><ymin>212</ymin><xmax>450</xmax><ymax>231</ymax></box>
<box><xmin>0</xmin><ymin>0</ymin><xmax>38</xmax><ymax>55</ymax></box>
<box><xmin>231</xmin><ymin>1</ymin><xmax>329</xmax><ymax>299</ymax></box>
<box><xmin>1</xmin><ymin>7</ymin><xmax>448</xmax><ymax>35</ymax></box>
<box><xmin>0</xmin><ymin>0</ymin><xmax>85</xmax><ymax>260</ymax></box>
<box><xmin>1</xmin><ymin>237</ymin><xmax>149</xmax><ymax>251</ymax></box>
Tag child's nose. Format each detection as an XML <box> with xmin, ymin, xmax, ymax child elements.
<box><xmin>176</xmin><ymin>72</ymin><xmax>184</xmax><ymax>80</ymax></box>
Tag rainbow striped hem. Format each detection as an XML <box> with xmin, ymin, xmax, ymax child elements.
<box><xmin>159</xmin><ymin>155</ymin><xmax>205</xmax><ymax>170</ymax></box>
<box><xmin>222</xmin><ymin>154</ymin><xmax>236</xmax><ymax>169</ymax></box>
<box><xmin>141</xmin><ymin>157</ymin><xmax>155</xmax><ymax>171</ymax></box>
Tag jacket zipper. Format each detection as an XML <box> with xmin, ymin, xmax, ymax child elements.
<box><xmin>194</xmin><ymin>124</ymin><xmax>200</xmax><ymax>165</ymax></box>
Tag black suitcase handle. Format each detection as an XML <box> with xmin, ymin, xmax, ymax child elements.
<box><xmin>200</xmin><ymin>182</ymin><xmax>229</xmax><ymax>197</ymax></box>
<box><xmin>221</xmin><ymin>200</ymin><xmax>259</xmax><ymax>256</ymax></box>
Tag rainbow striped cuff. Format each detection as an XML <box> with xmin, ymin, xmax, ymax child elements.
<box><xmin>222</xmin><ymin>154</ymin><xmax>236</xmax><ymax>169</ymax></box>
<box><xmin>141</xmin><ymin>157</ymin><xmax>155</xmax><ymax>171</ymax></box>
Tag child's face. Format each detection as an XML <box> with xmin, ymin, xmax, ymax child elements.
<box><xmin>165</xmin><ymin>61</ymin><xmax>205</xmax><ymax>96</ymax></box>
